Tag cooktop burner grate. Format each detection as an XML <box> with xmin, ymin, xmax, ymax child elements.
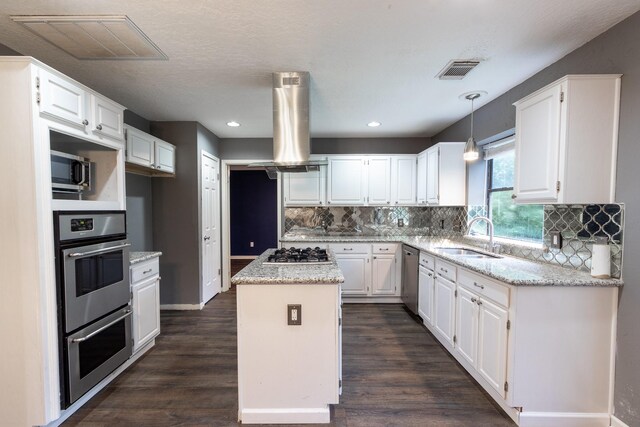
<box><xmin>263</xmin><ymin>247</ymin><xmax>331</xmax><ymax>265</ymax></box>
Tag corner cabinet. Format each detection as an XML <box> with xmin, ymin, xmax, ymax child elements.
<box><xmin>130</xmin><ymin>257</ymin><xmax>161</xmax><ymax>354</ymax></box>
<box><xmin>125</xmin><ymin>125</ymin><xmax>176</xmax><ymax>175</ymax></box>
<box><xmin>420</xmin><ymin>142</ymin><xmax>466</xmax><ymax>206</ymax></box>
<box><xmin>513</xmin><ymin>74</ymin><xmax>621</xmax><ymax>204</ymax></box>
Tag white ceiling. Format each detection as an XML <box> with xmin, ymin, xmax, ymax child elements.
<box><xmin>1</xmin><ymin>1</ymin><xmax>639</xmax><ymax>138</ymax></box>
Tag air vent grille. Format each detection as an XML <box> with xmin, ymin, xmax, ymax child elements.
<box><xmin>437</xmin><ymin>60</ymin><xmax>480</xmax><ymax>80</ymax></box>
<box><xmin>282</xmin><ymin>76</ymin><xmax>300</xmax><ymax>86</ymax></box>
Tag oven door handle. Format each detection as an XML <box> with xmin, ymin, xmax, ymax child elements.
<box><xmin>71</xmin><ymin>310</ymin><xmax>132</xmax><ymax>343</ymax></box>
<box><xmin>68</xmin><ymin>243</ymin><xmax>131</xmax><ymax>258</ymax></box>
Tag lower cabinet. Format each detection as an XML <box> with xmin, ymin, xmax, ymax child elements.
<box><xmin>455</xmin><ymin>285</ymin><xmax>479</xmax><ymax>366</ymax></box>
<box><xmin>433</xmin><ymin>274</ymin><xmax>456</xmax><ymax>346</ymax></box>
<box><xmin>476</xmin><ymin>297</ymin><xmax>509</xmax><ymax>396</ymax></box>
<box><xmin>417</xmin><ymin>265</ymin><xmax>434</xmax><ymax>325</ymax></box>
<box><xmin>130</xmin><ymin>258</ymin><xmax>161</xmax><ymax>354</ymax></box>
<box><xmin>334</xmin><ymin>254</ymin><xmax>370</xmax><ymax>296</ymax></box>
<box><xmin>371</xmin><ymin>253</ymin><xmax>397</xmax><ymax>295</ymax></box>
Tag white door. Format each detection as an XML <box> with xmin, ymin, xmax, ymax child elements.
<box><xmin>477</xmin><ymin>298</ymin><xmax>509</xmax><ymax>397</ymax></box>
<box><xmin>327</xmin><ymin>157</ymin><xmax>367</xmax><ymax>205</ymax></box>
<box><xmin>416</xmin><ymin>151</ymin><xmax>427</xmax><ymax>204</ymax></box>
<box><xmin>201</xmin><ymin>153</ymin><xmax>221</xmax><ymax>304</ymax></box>
<box><xmin>371</xmin><ymin>254</ymin><xmax>396</xmax><ymax>295</ymax></box>
<box><xmin>426</xmin><ymin>147</ymin><xmax>440</xmax><ymax>204</ymax></box>
<box><xmin>418</xmin><ymin>266</ymin><xmax>434</xmax><ymax>325</ymax></box>
<box><xmin>367</xmin><ymin>157</ymin><xmax>391</xmax><ymax>205</ymax></box>
<box><xmin>90</xmin><ymin>94</ymin><xmax>124</xmax><ymax>140</ymax></box>
<box><xmin>391</xmin><ymin>156</ymin><xmax>417</xmax><ymax>205</ymax></box>
<box><xmin>155</xmin><ymin>140</ymin><xmax>176</xmax><ymax>174</ymax></box>
<box><xmin>126</xmin><ymin>126</ymin><xmax>154</xmax><ymax>168</ymax></box>
<box><xmin>514</xmin><ymin>82</ymin><xmax>562</xmax><ymax>203</ymax></box>
<box><xmin>335</xmin><ymin>254</ymin><xmax>370</xmax><ymax>296</ymax></box>
<box><xmin>455</xmin><ymin>286</ymin><xmax>479</xmax><ymax>366</ymax></box>
<box><xmin>38</xmin><ymin>68</ymin><xmax>87</xmax><ymax>129</ymax></box>
<box><xmin>434</xmin><ymin>274</ymin><xmax>455</xmax><ymax>345</ymax></box>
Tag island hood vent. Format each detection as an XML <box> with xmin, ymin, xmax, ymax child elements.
<box><xmin>249</xmin><ymin>71</ymin><xmax>326</xmax><ymax>179</ymax></box>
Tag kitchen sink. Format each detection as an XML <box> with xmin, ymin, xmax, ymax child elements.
<box><xmin>435</xmin><ymin>247</ymin><xmax>501</xmax><ymax>259</ymax></box>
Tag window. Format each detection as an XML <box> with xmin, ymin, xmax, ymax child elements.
<box><xmin>471</xmin><ymin>150</ymin><xmax>543</xmax><ymax>243</ymax></box>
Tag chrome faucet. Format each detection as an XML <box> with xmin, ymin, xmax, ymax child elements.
<box><xmin>467</xmin><ymin>216</ymin><xmax>498</xmax><ymax>253</ymax></box>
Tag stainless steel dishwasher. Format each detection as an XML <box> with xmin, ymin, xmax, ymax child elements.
<box><xmin>401</xmin><ymin>245</ymin><xmax>419</xmax><ymax>315</ymax></box>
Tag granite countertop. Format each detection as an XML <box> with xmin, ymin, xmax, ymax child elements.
<box><xmin>130</xmin><ymin>251</ymin><xmax>163</xmax><ymax>265</ymax></box>
<box><xmin>231</xmin><ymin>249</ymin><xmax>345</xmax><ymax>285</ymax></box>
<box><xmin>282</xmin><ymin>233</ymin><xmax>623</xmax><ymax>287</ymax></box>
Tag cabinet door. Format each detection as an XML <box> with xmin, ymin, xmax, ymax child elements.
<box><xmin>126</xmin><ymin>127</ymin><xmax>155</xmax><ymax>168</ymax></box>
<box><xmin>335</xmin><ymin>254</ymin><xmax>370</xmax><ymax>296</ymax></box>
<box><xmin>39</xmin><ymin>68</ymin><xmax>86</xmax><ymax>129</ymax></box>
<box><xmin>455</xmin><ymin>286</ymin><xmax>479</xmax><ymax>366</ymax></box>
<box><xmin>434</xmin><ymin>275</ymin><xmax>455</xmax><ymax>345</ymax></box>
<box><xmin>132</xmin><ymin>277</ymin><xmax>160</xmax><ymax>353</ymax></box>
<box><xmin>155</xmin><ymin>140</ymin><xmax>176</xmax><ymax>174</ymax></box>
<box><xmin>477</xmin><ymin>298</ymin><xmax>509</xmax><ymax>397</ymax></box>
<box><xmin>367</xmin><ymin>157</ymin><xmax>391</xmax><ymax>205</ymax></box>
<box><xmin>283</xmin><ymin>168</ymin><xmax>326</xmax><ymax>206</ymax></box>
<box><xmin>418</xmin><ymin>266</ymin><xmax>434</xmax><ymax>325</ymax></box>
<box><xmin>371</xmin><ymin>254</ymin><xmax>396</xmax><ymax>295</ymax></box>
<box><xmin>514</xmin><ymin>82</ymin><xmax>562</xmax><ymax>203</ymax></box>
<box><xmin>392</xmin><ymin>156</ymin><xmax>417</xmax><ymax>205</ymax></box>
<box><xmin>426</xmin><ymin>147</ymin><xmax>440</xmax><ymax>204</ymax></box>
<box><xmin>416</xmin><ymin>152</ymin><xmax>427</xmax><ymax>204</ymax></box>
<box><xmin>90</xmin><ymin>94</ymin><xmax>124</xmax><ymax>140</ymax></box>
<box><xmin>327</xmin><ymin>157</ymin><xmax>367</xmax><ymax>205</ymax></box>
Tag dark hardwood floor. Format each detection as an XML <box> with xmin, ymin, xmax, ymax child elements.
<box><xmin>231</xmin><ymin>259</ymin><xmax>253</xmax><ymax>276</ymax></box>
<box><xmin>64</xmin><ymin>286</ymin><xmax>515</xmax><ymax>426</ymax></box>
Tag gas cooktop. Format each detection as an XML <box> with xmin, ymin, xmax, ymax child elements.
<box><xmin>263</xmin><ymin>247</ymin><xmax>331</xmax><ymax>265</ymax></box>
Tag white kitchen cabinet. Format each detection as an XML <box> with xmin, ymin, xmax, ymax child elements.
<box><xmin>391</xmin><ymin>156</ymin><xmax>417</xmax><ymax>205</ymax></box>
<box><xmin>434</xmin><ymin>273</ymin><xmax>456</xmax><ymax>346</ymax></box>
<box><xmin>366</xmin><ymin>156</ymin><xmax>392</xmax><ymax>205</ymax></box>
<box><xmin>416</xmin><ymin>151</ymin><xmax>427</xmax><ymax>204</ymax></box>
<box><xmin>455</xmin><ymin>285</ymin><xmax>479</xmax><ymax>366</ymax></box>
<box><xmin>334</xmin><ymin>254</ymin><xmax>370</xmax><ymax>296</ymax></box>
<box><xmin>90</xmin><ymin>94</ymin><xmax>124</xmax><ymax>140</ymax></box>
<box><xmin>38</xmin><ymin>68</ymin><xmax>87</xmax><ymax>129</ymax></box>
<box><xmin>477</xmin><ymin>297</ymin><xmax>509</xmax><ymax>397</ymax></box>
<box><xmin>371</xmin><ymin>254</ymin><xmax>397</xmax><ymax>295</ymax></box>
<box><xmin>327</xmin><ymin>157</ymin><xmax>367</xmax><ymax>205</ymax></box>
<box><xmin>130</xmin><ymin>257</ymin><xmax>161</xmax><ymax>354</ymax></box>
<box><xmin>425</xmin><ymin>142</ymin><xmax>466</xmax><ymax>206</ymax></box>
<box><xmin>125</xmin><ymin>125</ymin><xmax>176</xmax><ymax>175</ymax></box>
<box><xmin>418</xmin><ymin>265</ymin><xmax>434</xmax><ymax>325</ymax></box>
<box><xmin>513</xmin><ymin>74</ymin><xmax>621</xmax><ymax>204</ymax></box>
<box><xmin>283</xmin><ymin>157</ymin><xmax>327</xmax><ymax>206</ymax></box>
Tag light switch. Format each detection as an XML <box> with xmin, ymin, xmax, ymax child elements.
<box><xmin>288</xmin><ymin>304</ymin><xmax>302</xmax><ymax>325</ymax></box>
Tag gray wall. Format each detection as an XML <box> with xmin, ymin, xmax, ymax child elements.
<box><xmin>197</xmin><ymin>123</ymin><xmax>221</xmax><ymax>158</ymax></box>
<box><xmin>432</xmin><ymin>11</ymin><xmax>640</xmax><ymax>424</ymax></box>
<box><xmin>219</xmin><ymin>138</ymin><xmax>273</xmax><ymax>160</ymax></box>
<box><xmin>0</xmin><ymin>42</ymin><xmax>20</xmax><ymax>55</ymax></box>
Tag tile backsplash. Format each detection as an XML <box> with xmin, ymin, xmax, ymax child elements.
<box><xmin>285</xmin><ymin>203</ymin><xmax>624</xmax><ymax>278</ymax></box>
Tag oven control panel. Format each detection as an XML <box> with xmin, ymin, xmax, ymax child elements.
<box><xmin>70</xmin><ymin>218</ymin><xmax>94</xmax><ymax>232</ymax></box>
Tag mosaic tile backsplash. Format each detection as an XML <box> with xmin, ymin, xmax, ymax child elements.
<box><xmin>284</xmin><ymin>204</ymin><xmax>624</xmax><ymax>278</ymax></box>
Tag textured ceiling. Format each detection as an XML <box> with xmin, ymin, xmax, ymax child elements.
<box><xmin>0</xmin><ymin>1</ymin><xmax>638</xmax><ymax>138</ymax></box>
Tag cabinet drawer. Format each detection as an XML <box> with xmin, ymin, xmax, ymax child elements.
<box><xmin>131</xmin><ymin>258</ymin><xmax>160</xmax><ymax>283</ymax></box>
<box><xmin>435</xmin><ymin>258</ymin><xmax>456</xmax><ymax>282</ymax></box>
<box><xmin>330</xmin><ymin>243</ymin><xmax>371</xmax><ymax>255</ymax></box>
<box><xmin>372</xmin><ymin>243</ymin><xmax>397</xmax><ymax>254</ymax></box>
<box><xmin>458</xmin><ymin>268</ymin><xmax>509</xmax><ymax>308</ymax></box>
<box><xmin>419</xmin><ymin>252</ymin><xmax>435</xmax><ymax>270</ymax></box>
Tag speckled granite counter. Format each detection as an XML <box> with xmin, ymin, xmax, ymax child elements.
<box><xmin>130</xmin><ymin>251</ymin><xmax>163</xmax><ymax>265</ymax></box>
<box><xmin>281</xmin><ymin>234</ymin><xmax>623</xmax><ymax>287</ymax></box>
<box><xmin>231</xmin><ymin>249</ymin><xmax>345</xmax><ymax>285</ymax></box>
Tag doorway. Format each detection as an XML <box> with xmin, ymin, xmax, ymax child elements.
<box><xmin>201</xmin><ymin>151</ymin><xmax>221</xmax><ymax>304</ymax></box>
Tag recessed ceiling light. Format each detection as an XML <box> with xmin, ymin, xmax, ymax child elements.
<box><xmin>367</xmin><ymin>121</ymin><xmax>381</xmax><ymax>127</ymax></box>
<box><xmin>226</xmin><ymin>121</ymin><xmax>241</xmax><ymax>127</ymax></box>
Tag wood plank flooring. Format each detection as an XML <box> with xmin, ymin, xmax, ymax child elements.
<box><xmin>64</xmin><ymin>287</ymin><xmax>515</xmax><ymax>426</ymax></box>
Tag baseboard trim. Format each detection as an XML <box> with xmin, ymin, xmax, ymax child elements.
<box><xmin>343</xmin><ymin>297</ymin><xmax>402</xmax><ymax>304</ymax></box>
<box><xmin>611</xmin><ymin>414</ymin><xmax>630</xmax><ymax>427</ymax></box>
<box><xmin>160</xmin><ymin>303</ymin><xmax>204</xmax><ymax>310</ymax></box>
<box><xmin>231</xmin><ymin>255</ymin><xmax>258</xmax><ymax>260</ymax></box>
<box><xmin>46</xmin><ymin>340</ymin><xmax>155</xmax><ymax>427</ymax></box>
<box><xmin>519</xmin><ymin>412</ymin><xmax>610</xmax><ymax>427</ymax></box>
<box><xmin>239</xmin><ymin>407</ymin><xmax>330</xmax><ymax>424</ymax></box>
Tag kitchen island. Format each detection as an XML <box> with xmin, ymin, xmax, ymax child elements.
<box><xmin>232</xmin><ymin>249</ymin><xmax>344</xmax><ymax>424</ymax></box>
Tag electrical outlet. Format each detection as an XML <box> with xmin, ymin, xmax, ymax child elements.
<box><xmin>398</xmin><ymin>218</ymin><xmax>404</xmax><ymax>227</ymax></box>
<box><xmin>440</xmin><ymin>219</ymin><xmax>445</xmax><ymax>229</ymax></box>
<box><xmin>288</xmin><ymin>304</ymin><xmax>302</xmax><ymax>325</ymax></box>
<box><xmin>249</xmin><ymin>241</ymin><xmax>254</xmax><ymax>248</ymax></box>
<box><xmin>549</xmin><ymin>230</ymin><xmax>563</xmax><ymax>249</ymax></box>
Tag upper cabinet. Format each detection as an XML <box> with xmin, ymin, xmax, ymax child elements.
<box><xmin>327</xmin><ymin>157</ymin><xmax>368</xmax><ymax>205</ymax></box>
<box><xmin>422</xmin><ymin>143</ymin><xmax>466</xmax><ymax>206</ymax></box>
<box><xmin>416</xmin><ymin>151</ymin><xmax>428</xmax><ymax>204</ymax></box>
<box><xmin>39</xmin><ymin>68</ymin><xmax>125</xmax><ymax>141</ymax></box>
<box><xmin>391</xmin><ymin>156</ymin><xmax>417</xmax><ymax>205</ymax></box>
<box><xmin>283</xmin><ymin>156</ymin><xmax>327</xmax><ymax>206</ymax></box>
<box><xmin>513</xmin><ymin>75</ymin><xmax>621</xmax><ymax>204</ymax></box>
<box><xmin>366</xmin><ymin>157</ymin><xmax>392</xmax><ymax>205</ymax></box>
<box><xmin>125</xmin><ymin>125</ymin><xmax>176</xmax><ymax>175</ymax></box>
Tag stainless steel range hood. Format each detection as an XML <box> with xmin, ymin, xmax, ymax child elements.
<box><xmin>249</xmin><ymin>71</ymin><xmax>326</xmax><ymax>178</ymax></box>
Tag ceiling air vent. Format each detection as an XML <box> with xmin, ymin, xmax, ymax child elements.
<box><xmin>437</xmin><ymin>60</ymin><xmax>480</xmax><ymax>80</ymax></box>
<box><xmin>10</xmin><ymin>15</ymin><xmax>167</xmax><ymax>60</ymax></box>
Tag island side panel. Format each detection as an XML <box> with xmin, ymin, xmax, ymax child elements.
<box><xmin>237</xmin><ymin>284</ymin><xmax>340</xmax><ymax>424</ymax></box>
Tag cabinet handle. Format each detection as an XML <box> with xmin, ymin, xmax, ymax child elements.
<box><xmin>473</xmin><ymin>282</ymin><xmax>485</xmax><ymax>289</ymax></box>
<box><xmin>380</xmin><ymin>248</ymin><xmax>389</xmax><ymax>251</ymax></box>
<box><xmin>477</xmin><ymin>300</ymin><xmax>483</xmax><ymax>306</ymax></box>
<box><xmin>96</xmin><ymin>124</ymin><xmax>103</xmax><ymax>130</ymax></box>
<box><xmin>328</xmin><ymin>201</ymin><xmax>331</xmax><ymax>204</ymax></box>
<box><xmin>343</xmin><ymin>248</ymin><xmax>353</xmax><ymax>251</ymax></box>
<box><xmin>511</xmin><ymin>194</ymin><xmax>517</xmax><ymax>199</ymax></box>
<box><xmin>387</xmin><ymin>201</ymin><xmax>390</xmax><ymax>204</ymax></box>
<box><xmin>441</xmin><ymin>268</ymin><xmax>448</xmax><ymax>273</ymax></box>
<box><xmin>471</xmin><ymin>297</ymin><xmax>477</xmax><ymax>303</ymax></box>
<box><xmin>82</xmin><ymin>119</ymin><xmax>89</xmax><ymax>126</ymax></box>
<box><xmin>143</xmin><ymin>269</ymin><xmax>153</xmax><ymax>274</ymax></box>
<box><xmin>395</xmin><ymin>201</ymin><xmax>398</xmax><ymax>205</ymax></box>
<box><xmin>428</xmin><ymin>273</ymin><xmax>433</xmax><ymax>277</ymax></box>
<box><xmin>373</xmin><ymin>256</ymin><xmax>377</xmax><ymax>259</ymax></box>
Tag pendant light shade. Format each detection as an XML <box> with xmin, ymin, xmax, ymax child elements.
<box><xmin>462</xmin><ymin>92</ymin><xmax>483</xmax><ymax>162</ymax></box>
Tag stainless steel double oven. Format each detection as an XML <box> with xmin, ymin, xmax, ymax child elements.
<box><xmin>54</xmin><ymin>211</ymin><xmax>132</xmax><ymax>408</ymax></box>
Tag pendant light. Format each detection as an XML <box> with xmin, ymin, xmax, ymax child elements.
<box><xmin>463</xmin><ymin>92</ymin><xmax>483</xmax><ymax>161</ymax></box>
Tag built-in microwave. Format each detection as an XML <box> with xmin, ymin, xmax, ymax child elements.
<box><xmin>51</xmin><ymin>150</ymin><xmax>92</xmax><ymax>193</ymax></box>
